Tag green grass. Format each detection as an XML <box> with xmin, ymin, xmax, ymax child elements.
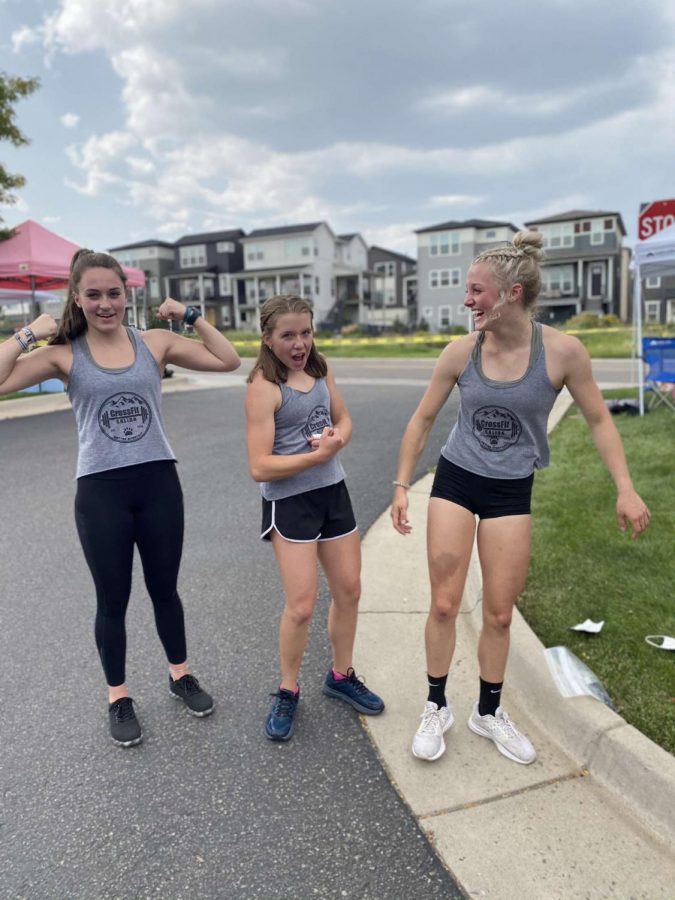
<box><xmin>519</xmin><ymin>393</ymin><xmax>675</xmax><ymax>754</ymax></box>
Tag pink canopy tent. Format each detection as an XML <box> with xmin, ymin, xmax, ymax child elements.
<box><xmin>0</xmin><ymin>219</ymin><xmax>145</xmax><ymax>291</ymax></box>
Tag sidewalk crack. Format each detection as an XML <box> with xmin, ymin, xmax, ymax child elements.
<box><xmin>418</xmin><ymin>769</ymin><xmax>590</xmax><ymax>820</ymax></box>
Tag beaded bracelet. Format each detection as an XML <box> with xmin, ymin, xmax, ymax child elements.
<box><xmin>392</xmin><ymin>480</ymin><xmax>411</xmax><ymax>490</ymax></box>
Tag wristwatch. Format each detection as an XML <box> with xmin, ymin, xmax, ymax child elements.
<box><xmin>183</xmin><ymin>306</ymin><xmax>201</xmax><ymax>327</ymax></box>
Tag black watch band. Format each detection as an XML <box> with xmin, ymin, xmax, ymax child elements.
<box><xmin>183</xmin><ymin>305</ymin><xmax>201</xmax><ymax>326</ymax></box>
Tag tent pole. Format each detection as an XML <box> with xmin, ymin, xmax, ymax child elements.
<box><xmin>634</xmin><ymin>269</ymin><xmax>644</xmax><ymax>416</ymax></box>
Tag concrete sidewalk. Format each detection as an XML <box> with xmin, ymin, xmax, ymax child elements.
<box><xmin>355</xmin><ymin>392</ymin><xmax>675</xmax><ymax>899</ymax></box>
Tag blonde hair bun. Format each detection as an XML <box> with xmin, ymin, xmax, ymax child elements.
<box><xmin>512</xmin><ymin>230</ymin><xmax>544</xmax><ymax>261</ymax></box>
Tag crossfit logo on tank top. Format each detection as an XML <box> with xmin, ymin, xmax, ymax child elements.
<box><xmin>98</xmin><ymin>393</ymin><xmax>152</xmax><ymax>443</ymax></box>
<box><xmin>472</xmin><ymin>406</ymin><xmax>522</xmax><ymax>452</ymax></box>
<box><xmin>301</xmin><ymin>405</ymin><xmax>331</xmax><ymax>441</ymax></box>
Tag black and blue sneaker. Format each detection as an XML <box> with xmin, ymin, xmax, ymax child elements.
<box><xmin>322</xmin><ymin>668</ymin><xmax>385</xmax><ymax>715</ymax></box>
<box><xmin>265</xmin><ymin>688</ymin><xmax>299</xmax><ymax>741</ymax></box>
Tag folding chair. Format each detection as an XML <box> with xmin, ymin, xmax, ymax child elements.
<box><xmin>642</xmin><ymin>337</ymin><xmax>675</xmax><ymax>412</ymax></box>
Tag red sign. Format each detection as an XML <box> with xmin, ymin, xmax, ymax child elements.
<box><xmin>638</xmin><ymin>199</ymin><xmax>675</xmax><ymax>240</ymax></box>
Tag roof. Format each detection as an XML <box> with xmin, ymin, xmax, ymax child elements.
<box><xmin>242</xmin><ymin>222</ymin><xmax>326</xmax><ymax>240</ymax></box>
<box><xmin>0</xmin><ymin>219</ymin><xmax>145</xmax><ymax>290</ymax></box>
<box><xmin>415</xmin><ymin>219</ymin><xmax>518</xmax><ymax>234</ymax></box>
<box><xmin>108</xmin><ymin>239</ymin><xmax>175</xmax><ymax>252</ymax></box>
<box><xmin>368</xmin><ymin>245</ymin><xmax>416</xmax><ymax>264</ymax></box>
<box><xmin>524</xmin><ymin>210</ymin><xmax>626</xmax><ymax>235</ymax></box>
<box><xmin>175</xmin><ymin>229</ymin><xmax>245</xmax><ymax>245</ymax></box>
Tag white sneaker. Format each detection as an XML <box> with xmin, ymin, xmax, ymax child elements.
<box><xmin>467</xmin><ymin>702</ymin><xmax>536</xmax><ymax>765</ymax></box>
<box><xmin>412</xmin><ymin>701</ymin><xmax>454</xmax><ymax>761</ymax></box>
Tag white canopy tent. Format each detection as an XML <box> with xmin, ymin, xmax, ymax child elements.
<box><xmin>631</xmin><ymin>222</ymin><xmax>675</xmax><ymax>414</ymax></box>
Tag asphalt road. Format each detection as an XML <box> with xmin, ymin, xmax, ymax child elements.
<box><xmin>0</xmin><ymin>382</ymin><xmax>464</xmax><ymax>900</ymax></box>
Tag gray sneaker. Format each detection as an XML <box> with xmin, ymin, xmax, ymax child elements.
<box><xmin>412</xmin><ymin>701</ymin><xmax>454</xmax><ymax>761</ymax></box>
<box><xmin>468</xmin><ymin>702</ymin><xmax>536</xmax><ymax>765</ymax></box>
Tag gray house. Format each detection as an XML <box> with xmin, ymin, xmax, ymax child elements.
<box><xmin>367</xmin><ymin>246</ymin><xmax>416</xmax><ymax>328</ymax></box>
<box><xmin>109</xmin><ymin>239</ymin><xmax>176</xmax><ymax>328</ymax></box>
<box><xmin>524</xmin><ymin>210</ymin><xmax>627</xmax><ymax>324</ymax></box>
<box><xmin>415</xmin><ymin>219</ymin><xmax>518</xmax><ymax>332</ymax></box>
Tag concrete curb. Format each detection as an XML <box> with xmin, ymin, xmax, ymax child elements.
<box><xmin>356</xmin><ymin>387</ymin><xmax>675</xmax><ymax>897</ymax></box>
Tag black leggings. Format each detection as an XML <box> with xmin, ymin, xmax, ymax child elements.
<box><xmin>75</xmin><ymin>461</ymin><xmax>187</xmax><ymax>686</ymax></box>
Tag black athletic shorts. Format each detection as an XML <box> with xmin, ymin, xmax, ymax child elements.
<box><xmin>430</xmin><ymin>454</ymin><xmax>534</xmax><ymax>519</ymax></box>
<box><xmin>261</xmin><ymin>480</ymin><xmax>357</xmax><ymax>542</ymax></box>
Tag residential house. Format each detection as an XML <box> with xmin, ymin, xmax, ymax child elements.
<box><xmin>367</xmin><ymin>246</ymin><xmax>417</xmax><ymax>328</ymax></box>
<box><xmin>524</xmin><ymin>210</ymin><xmax>627</xmax><ymax>324</ymax></box>
<box><xmin>234</xmin><ymin>223</ymin><xmax>371</xmax><ymax>329</ymax></box>
<box><xmin>167</xmin><ymin>230</ymin><xmax>245</xmax><ymax>329</ymax></box>
<box><xmin>109</xmin><ymin>239</ymin><xmax>175</xmax><ymax>328</ymax></box>
<box><xmin>415</xmin><ymin>219</ymin><xmax>518</xmax><ymax>332</ymax></box>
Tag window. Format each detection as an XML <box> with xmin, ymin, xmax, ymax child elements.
<box><xmin>590</xmin><ymin>221</ymin><xmax>604</xmax><ymax>245</ymax></box>
<box><xmin>646</xmin><ymin>276</ymin><xmax>661</xmax><ymax>289</ymax></box>
<box><xmin>315</xmin><ymin>276</ymin><xmax>320</xmax><ymax>294</ymax></box>
<box><xmin>604</xmin><ymin>219</ymin><xmax>613</xmax><ymax>230</ymax></box>
<box><xmin>542</xmin><ymin>224</ymin><xmax>574</xmax><ymax>249</ymax></box>
<box><xmin>302</xmin><ymin>274</ymin><xmax>312</xmax><ymax>298</ymax></box>
<box><xmin>644</xmin><ymin>301</ymin><xmax>660</xmax><ymax>323</ymax></box>
<box><xmin>667</xmin><ymin>299</ymin><xmax>675</xmax><ymax>324</ymax></box>
<box><xmin>430</xmin><ymin>232</ymin><xmax>459</xmax><ymax>256</ymax></box>
<box><xmin>375</xmin><ymin>262</ymin><xmax>395</xmax><ymax>277</ymax></box>
<box><xmin>384</xmin><ymin>290</ymin><xmax>396</xmax><ymax>306</ymax></box>
<box><xmin>484</xmin><ymin>230</ymin><xmax>496</xmax><ymax>239</ymax></box>
<box><xmin>284</xmin><ymin>239</ymin><xmax>311</xmax><ymax>258</ymax></box>
<box><xmin>438</xmin><ymin>306</ymin><xmax>452</xmax><ymax>327</ymax></box>
<box><xmin>429</xmin><ymin>268</ymin><xmax>460</xmax><ymax>288</ymax></box>
<box><xmin>582</xmin><ymin>221</ymin><xmax>591</xmax><ymax>232</ymax></box>
<box><xmin>216</xmin><ymin>241</ymin><xmax>235</xmax><ymax>253</ymax></box>
<box><xmin>544</xmin><ymin>266</ymin><xmax>575</xmax><ymax>295</ymax></box>
<box><xmin>179</xmin><ymin>244</ymin><xmax>206</xmax><ymax>268</ymax></box>
<box><xmin>246</xmin><ymin>243</ymin><xmax>264</xmax><ymax>262</ymax></box>
<box><xmin>219</xmin><ymin>274</ymin><xmax>232</xmax><ymax>295</ymax></box>
<box><xmin>149</xmin><ymin>277</ymin><xmax>159</xmax><ymax>300</ymax></box>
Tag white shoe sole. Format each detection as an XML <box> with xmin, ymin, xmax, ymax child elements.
<box><xmin>412</xmin><ymin>710</ymin><xmax>455</xmax><ymax>762</ymax></box>
<box><xmin>467</xmin><ymin>716</ymin><xmax>536</xmax><ymax>765</ymax></box>
<box><xmin>169</xmin><ymin>690</ymin><xmax>215</xmax><ymax>717</ymax></box>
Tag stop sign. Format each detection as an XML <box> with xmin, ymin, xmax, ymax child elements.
<box><xmin>638</xmin><ymin>199</ymin><xmax>675</xmax><ymax>240</ymax></box>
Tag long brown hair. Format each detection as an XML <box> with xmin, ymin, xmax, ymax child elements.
<box><xmin>49</xmin><ymin>249</ymin><xmax>128</xmax><ymax>345</ymax></box>
<box><xmin>247</xmin><ymin>294</ymin><xmax>328</xmax><ymax>384</ymax></box>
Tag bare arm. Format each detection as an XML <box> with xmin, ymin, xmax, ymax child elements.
<box><xmin>0</xmin><ymin>315</ymin><xmax>65</xmax><ymax>395</ymax></box>
<box><xmin>245</xmin><ymin>373</ymin><xmax>343</xmax><ymax>482</ymax></box>
<box><xmin>144</xmin><ymin>298</ymin><xmax>240</xmax><ymax>372</ymax></box>
<box><xmin>391</xmin><ymin>337</ymin><xmax>472</xmax><ymax>534</ymax></box>
<box><xmin>562</xmin><ymin>336</ymin><xmax>650</xmax><ymax>539</ymax></box>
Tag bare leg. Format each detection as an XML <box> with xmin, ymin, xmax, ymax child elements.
<box><xmin>425</xmin><ymin>498</ymin><xmax>477</xmax><ymax>677</ymax></box>
<box><xmin>271</xmin><ymin>532</ymin><xmax>319</xmax><ymax>691</ymax></box>
<box><xmin>317</xmin><ymin>531</ymin><xmax>361</xmax><ymax>673</ymax></box>
<box><xmin>476</xmin><ymin>515</ymin><xmax>532</xmax><ymax>682</ymax></box>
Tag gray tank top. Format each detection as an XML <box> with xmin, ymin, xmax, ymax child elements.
<box><xmin>441</xmin><ymin>322</ymin><xmax>559</xmax><ymax>478</ymax></box>
<box><xmin>68</xmin><ymin>327</ymin><xmax>176</xmax><ymax>478</ymax></box>
<box><xmin>261</xmin><ymin>377</ymin><xmax>346</xmax><ymax>501</ymax></box>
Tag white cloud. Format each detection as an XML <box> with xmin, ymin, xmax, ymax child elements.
<box><xmin>60</xmin><ymin>113</ymin><xmax>79</xmax><ymax>128</ymax></box>
<box><xmin>11</xmin><ymin>25</ymin><xmax>40</xmax><ymax>53</ymax></box>
<box><xmin>64</xmin><ymin>131</ymin><xmax>136</xmax><ymax>196</ymax></box>
<box><xmin>42</xmin><ymin>215</ymin><xmax>62</xmax><ymax>224</ymax></box>
<box><xmin>428</xmin><ymin>194</ymin><xmax>485</xmax><ymax>208</ymax></box>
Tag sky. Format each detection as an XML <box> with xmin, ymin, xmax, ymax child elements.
<box><xmin>1</xmin><ymin>0</ymin><xmax>675</xmax><ymax>258</ymax></box>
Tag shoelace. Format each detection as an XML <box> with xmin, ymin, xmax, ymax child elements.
<box><xmin>492</xmin><ymin>710</ymin><xmax>519</xmax><ymax>740</ymax></box>
<box><xmin>345</xmin><ymin>669</ymin><xmax>370</xmax><ymax>695</ymax></box>
<box><xmin>177</xmin><ymin>674</ymin><xmax>201</xmax><ymax>695</ymax></box>
<box><xmin>271</xmin><ymin>690</ymin><xmax>296</xmax><ymax>717</ymax></box>
<box><xmin>111</xmin><ymin>697</ymin><xmax>135</xmax><ymax>722</ymax></box>
<box><xmin>418</xmin><ymin>706</ymin><xmax>441</xmax><ymax>735</ymax></box>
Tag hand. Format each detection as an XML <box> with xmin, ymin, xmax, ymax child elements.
<box><xmin>390</xmin><ymin>488</ymin><xmax>412</xmax><ymax>535</ymax></box>
<box><xmin>616</xmin><ymin>488</ymin><xmax>651</xmax><ymax>540</ymax></box>
<box><xmin>29</xmin><ymin>314</ymin><xmax>58</xmax><ymax>342</ymax></box>
<box><xmin>311</xmin><ymin>427</ymin><xmax>343</xmax><ymax>460</ymax></box>
<box><xmin>156</xmin><ymin>297</ymin><xmax>187</xmax><ymax>322</ymax></box>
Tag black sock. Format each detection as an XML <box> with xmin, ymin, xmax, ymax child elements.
<box><xmin>478</xmin><ymin>677</ymin><xmax>503</xmax><ymax>717</ymax></box>
<box><xmin>427</xmin><ymin>673</ymin><xmax>448</xmax><ymax>709</ymax></box>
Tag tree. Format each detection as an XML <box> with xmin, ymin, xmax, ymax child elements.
<box><xmin>0</xmin><ymin>71</ymin><xmax>40</xmax><ymax>241</ymax></box>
